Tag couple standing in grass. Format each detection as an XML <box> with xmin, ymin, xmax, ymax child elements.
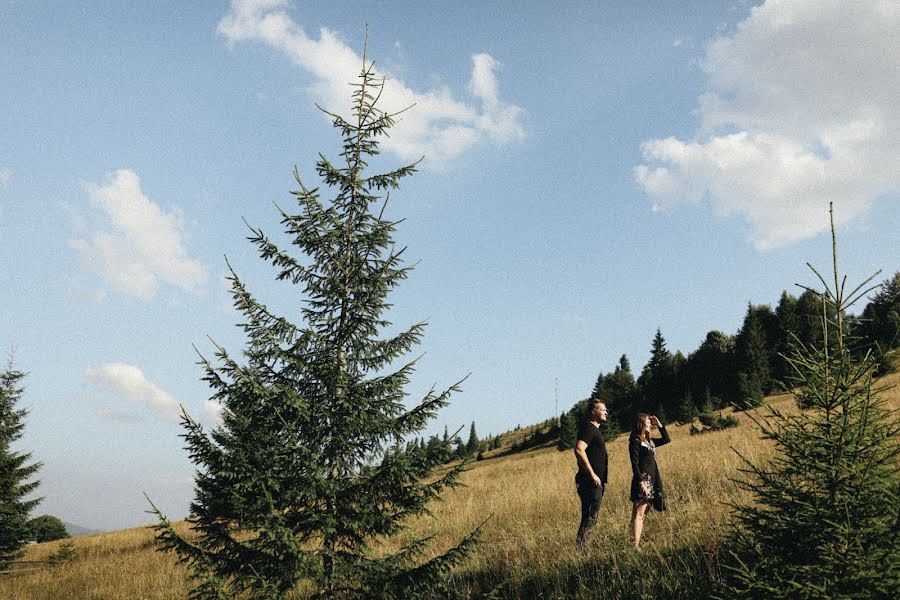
<box><xmin>573</xmin><ymin>397</ymin><xmax>670</xmax><ymax>551</ymax></box>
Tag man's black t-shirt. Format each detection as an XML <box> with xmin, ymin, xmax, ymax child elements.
<box><xmin>577</xmin><ymin>422</ymin><xmax>608</xmax><ymax>483</ymax></box>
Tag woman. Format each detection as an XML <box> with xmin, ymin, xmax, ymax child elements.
<box><xmin>629</xmin><ymin>413</ymin><xmax>670</xmax><ymax>549</ymax></box>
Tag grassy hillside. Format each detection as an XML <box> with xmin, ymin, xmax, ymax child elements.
<box><xmin>2</xmin><ymin>369</ymin><xmax>897</xmax><ymax>599</ymax></box>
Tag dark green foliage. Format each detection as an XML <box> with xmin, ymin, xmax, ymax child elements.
<box><xmin>592</xmin><ymin>354</ymin><xmax>638</xmax><ymax>431</ymax></box>
<box><xmin>734</xmin><ymin>304</ymin><xmax>771</xmax><ymax>406</ymax></box>
<box><xmin>149</xmin><ymin>54</ymin><xmax>478</xmax><ymax>599</ymax></box>
<box><xmin>28</xmin><ymin>514</ymin><xmax>69</xmax><ymax>542</ymax></box>
<box><xmin>47</xmin><ymin>541</ymin><xmax>76</xmax><ymax>565</ymax></box>
<box><xmin>0</xmin><ymin>360</ymin><xmax>42</xmax><ymax>570</ymax></box>
<box><xmin>795</xmin><ymin>289</ymin><xmax>828</xmax><ymax>350</ymax></box>
<box><xmin>698</xmin><ymin>386</ymin><xmax>715</xmax><ymax>414</ymax></box>
<box><xmin>773</xmin><ymin>291</ymin><xmax>799</xmax><ymax>383</ymax></box>
<box><xmin>557</xmin><ymin>412</ymin><xmax>577</xmax><ymax>450</ymax></box>
<box><xmin>638</xmin><ymin>329</ymin><xmax>675</xmax><ymax>414</ymax></box>
<box><xmin>599</xmin><ymin>414</ymin><xmax>622</xmax><ymax>439</ymax></box>
<box><xmin>719</xmin><ymin>208</ymin><xmax>900</xmax><ymax>599</ymax></box>
<box><xmin>674</xmin><ymin>390</ymin><xmax>699</xmax><ymax>424</ymax></box>
<box><xmin>466</xmin><ymin>422</ymin><xmax>479</xmax><ymax>455</ymax></box>
<box><xmin>690</xmin><ymin>413</ymin><xmax>739</xmax><ymax>435</ymax></box>
<box><xmin>735</xmin><ymin>371</ymin><xmax>764</xmax><ymax>409</ymax></box>
<box><xmin>685</xmin><ymin>331</ymin><xmax>736</xmax><ymax>409</ymax></box>
<box><xmin>855</xmin><ymin>271</ymin><xmax>900</xmax><ymax>371</ymax></box>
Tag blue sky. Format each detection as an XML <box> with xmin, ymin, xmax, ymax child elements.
<box><xmin>1</xmin><ymin>0</ymin><xmax>897</xmax><ymax>531</ymax></box>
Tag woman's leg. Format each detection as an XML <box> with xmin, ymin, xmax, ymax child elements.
<box><xmin>630</xmin><ymin>501</ymin><xmax>650</xmax><ymax>548</ymax></box>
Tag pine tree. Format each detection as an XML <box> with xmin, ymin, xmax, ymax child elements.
<box><xmin>0</xmin><ymin>359</ymin><xmax>42</xmax><ymax>569</ymax></box>
<box><xmin>638</xmin><ymin>328</ymin><xmax>674</xmax><ymax>414</ymax></box>
<box><xmin>734</xmin><ymin>304</ymin><xmax>770</xmax><ymax>407</ymax></box>
<box><xmin>149</xmin><ymin>49</ymin><xmax>478</xmax><ymax>600</ymax></box>
<box><xmin>773</xmin><ymin>291</ymin><xmax>799</xmax><ymax>383</ymax></box>
<box><xmin>856</xmin><ymin>271</ymin><xmax>900</xmax><ymax>369</ymax></box>
<box><xmin>698</xmin><ymin>386</ymin><xmax>714</xmax><ymax>415</ymax></box>
<box><xmin>465</xmin><ymin>422</ymin><xmax>479</xmax><ymax>455</ymax></box>
<box><xmin>557</xmin><ymin>412</ymin><xmax>577</xmax><ymax>450</ymax></box>
<box><xmin>686</xmin><ymin>330</ymin><xmax>736</xmax><ymax>407</ymax></box>
<box><xmin>719</xmin><ymin>205</ymin><xmax>900</xmax><ymax>599</ymax></box>
<box><xmin>590</xmin><ymin>372</ymin><xmax>605</xmax><ymax>401</ymax></box>
<box><xmin>674</xmin><ymin>389</ymin><xmax>698</xmax><ymax>424</ymax></box>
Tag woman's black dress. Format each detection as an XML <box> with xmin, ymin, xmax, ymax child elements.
<box><xmin>629</xmin><ymin>425</ymin><xmax>670</xmax><ymax>511</ymax></box>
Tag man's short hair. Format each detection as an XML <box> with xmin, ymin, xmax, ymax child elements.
<box><xmin>586</xmin><ymin>397</ymin><xmax>606</xmax><ymax>418</ymax></box>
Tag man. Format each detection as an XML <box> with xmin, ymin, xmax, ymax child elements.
<box><xmin>574</xmin><ymin>397</ymin><xmax>609</xmax><ymax>551</ymax></box>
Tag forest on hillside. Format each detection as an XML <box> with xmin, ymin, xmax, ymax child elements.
<box><xmin>404</xmin><ymin>272</ymin><xmax>900</xmax><ymax>462</ymax></box>
<box><xmin>574</xmin><ymin>271</ymin><xmax>900</xmax><ymax>434</ymax></box>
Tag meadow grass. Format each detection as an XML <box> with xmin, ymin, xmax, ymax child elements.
<box><xmin>2</xmin><ymin>370</ymin><xmax>896</xmax><ymax>599</ymax></box>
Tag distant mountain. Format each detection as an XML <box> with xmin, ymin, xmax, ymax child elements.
<box><xmin>63</xmin><ymin>521</ymin><xmax>103</xmax><ymax>537</ymax></box>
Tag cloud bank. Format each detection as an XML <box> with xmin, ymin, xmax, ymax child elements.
<box><xmin>634</xmin><ymin>0</ymin><xmax>899</xmax><ymax>249</ymax></box>
<box><xmin>72</xmin><ymin>169</ymin><xmax>207</xmax><ymax>299</ymax></box>
<box><xmin>217</xmin><ymin>0</ymin><xmax>525</xmax><ymax>164</ymax></box>
<box><xmin>85</xmin><ymin>362</ymin><xmax>225</xmax><ymax>428</ymax></box>
<box><xmin>85</xmin><ymin>363</ymin><xmax>183</xmax><ymax>423</ymax></box>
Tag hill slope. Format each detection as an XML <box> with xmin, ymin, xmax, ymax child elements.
<box><xmin>2</xmin><ymin>369</ymin><xmax>897</xmax><ymax>599</ymax></box>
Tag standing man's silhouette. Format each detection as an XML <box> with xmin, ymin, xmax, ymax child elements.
<box><xmin>573</xmin><ymin>398</ymin><xmax>609</xmax><ymax>551</ymax></box>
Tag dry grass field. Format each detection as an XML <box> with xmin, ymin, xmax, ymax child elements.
<box><xmin>2</xmin><ymin>369</ymin><xmax>897</xmax><ymax>599</ymax></box>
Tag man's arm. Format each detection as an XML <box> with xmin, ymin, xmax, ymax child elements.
<box><xmin>574</xmin><ymin>440</ymin><xmax>601</xmax><ymax>486</ymax></box>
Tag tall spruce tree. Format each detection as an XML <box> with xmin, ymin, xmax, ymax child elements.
<box><xmin>465</xmin><ymin>422</ymin><xmax>479</xmax><ymax>455</ymax></box>
<box><xmin>686</xmin><ymin>330</ymin><xmax>735</xmax><ymax>408</ymax></box>
<box><xmin>719</xmin><ymin>206</ymin><xmax>900</xmax><ymax>599</ymax></box>
<box><xmin>0</xmin><ymin>359</ymin><xmax>42</xmax><ymax>569</ymax></box>
<box><xmin>557</xmin><ymin>412</ymin><xmax>577</xmax><ymax>450</ymax></box>
<box><xmin>856</xmin><ymin>271</ymin><xmax>900</xmax><ymax>368</ymax></box>
<box><xmin>773</xmin><ymin>291</ymin><xmax>799</xmax><ymax>384</ymax></box>
<box><xmin>149</xmin><ymin>51</ymin><xmax>478</xmax><ymax>599</ymax></box>
<box><xmin>734</xmin><ymin>304</ymin><xmax>770</xmax><ymax>407</ymax></box>
<box><xmin>638</xmin><ymin>328</ymin><xmax>674</xmax><ymax>416</ymax></box>
<box><xmin>603</xmin><ymin>354</ymin><xmax>637</xmax><ymax>428</ymax></box>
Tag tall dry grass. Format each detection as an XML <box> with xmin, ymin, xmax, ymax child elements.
<box><xmin>2</xmin><ymin>373</ymin><xmax>896</xmax><ymax>599</ymax></box>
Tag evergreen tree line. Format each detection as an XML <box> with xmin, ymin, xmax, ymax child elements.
<box><xmin>401</xmin><ymin>422</ymin><xmax>504</xmax><ymax>464</ymax></box>
<box><xmin>559</xmin><ymin>272</ymin><xmax>899</xmax><ymax>443</ymax></box>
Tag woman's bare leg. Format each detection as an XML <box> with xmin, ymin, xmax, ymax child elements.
<box><xmin>630</xmin><ymin>502</ymin><xmax>650</xmax><ymax>548</ymax></box>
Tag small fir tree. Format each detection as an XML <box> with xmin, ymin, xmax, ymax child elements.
<box><xmin>149</xmin><ymin>48</ymin><xmax>478</xmax><ymax>599</ymax></box>
<box><xmin>557</xmin><ymin>412</ymin><xmax>577</xmax><ymax>451</ymax></box>
<box><xmin>719</xmin><ymin>205</ymin><xmax>900</xmax><ymax>599</ymax></box>
<box><xmin>0</xmin><ymin>359</ymin><xmax>42</xmax><ymax>569</ymax></box>
<box><xmin>465</xmin><ymin>422</ymin><xmax>479</xmax><ymax>455</ymax></box>
<box><xmin>675</xmin><ymin>389</ymin><xmax>698</xmax><ymax>424</ymax></box>
<box><xmin>698</xmin><ymin>386</ymin><xmax>715</xmax><ymax>415</ymax></box>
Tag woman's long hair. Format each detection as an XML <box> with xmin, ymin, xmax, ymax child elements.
<box><xmin>631</xmin><ymin>413</ymin><xmax>651</xmax><ymax>442</ymax></box>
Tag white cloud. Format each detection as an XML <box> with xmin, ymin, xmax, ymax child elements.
<box><xmin>217</xmin><ymin>0</ymin><xmax>525</xmax><ymax>164</ymax></box>
<box><xmin>95</xmin><ymin>407</ymin><xmax>145</xmax><ymax>424</ymax></box>
<box><xmin>0</xmin><ymin>167</ymin><xmax>10</xmax><ymax>186</ymax></box>
<box><xmin>69</xmin><ymin>280</ymin><xmax>108</xmax><ymax>304</ymax></box>
<box><xmin>635</xmin><ymin>0</ymin><xmax>900</xmax><ymax>249</ymax></box>
<box><xmin>202</xmin><ymin>399</ymin><xmax>225</xmax><ymax>428</ymax></box>
<box><xmin>85</xmin><ymin>363</ymin><xmax>182</xmax><ymax>424</ymax></box>
<box><xmin>72</xmin><ymin>169</ymin><xmax>207</xmax><ymax>298</ymax></box>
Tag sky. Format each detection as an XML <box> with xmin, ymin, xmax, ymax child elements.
<box><xmin>1</xmin><ymin>0</ymin><xmax>897</xmax><ymax>531</ymax></box>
